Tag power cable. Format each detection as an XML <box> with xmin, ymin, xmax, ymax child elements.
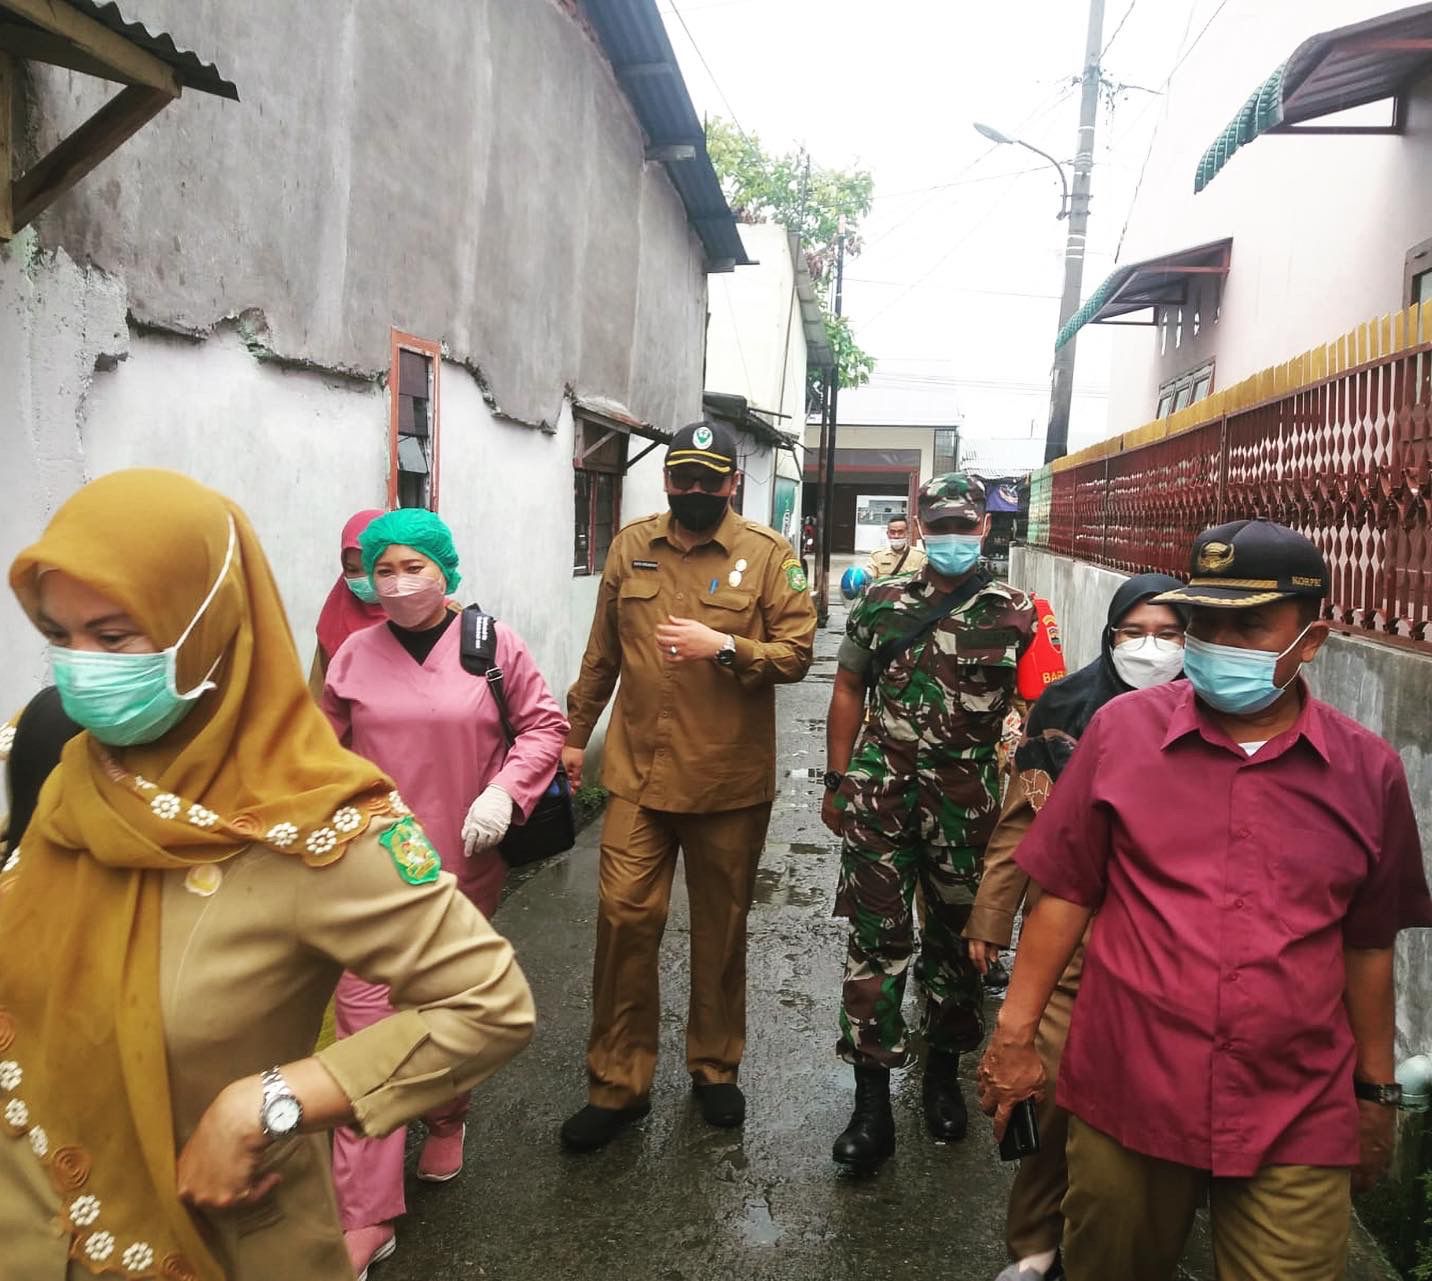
<box><xmin>666</xmin><ymin>0</ymin><xmax>749</xmax><ymax>140</ymax></box>
<box><xmin>1100</xmin><ymin>0</ymin><xmax>1140</xmax><ymax>61</ymax></box>
<box><xmin>1113</xmin><ymin>0</ymin><xmax>1231</xmax><ymax>258</ymax></box>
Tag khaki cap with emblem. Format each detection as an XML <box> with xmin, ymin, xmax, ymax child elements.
<box><xmin>666</xmin><ymin>420</ymin><xmax>738</xmax><ymax>474</ymax></box>
<box><xmin>1153</xmin><ymin>517</ymin><xmax>1328</xmax><ymax>608</ymax></box>
<box><xmin>917</xmin><ymin>472</ymin><xmax>986</xmax><ymax>529</ymax></box>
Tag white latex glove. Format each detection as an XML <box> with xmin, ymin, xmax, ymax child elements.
<box><xmin>461</xmin><ymin>784</ymin><xmax>514</xmax><ymax>857</ymax></box>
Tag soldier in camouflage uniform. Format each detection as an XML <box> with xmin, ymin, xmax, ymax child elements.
<box><xmin>820</xmin><ymin>473</ymin><xmax>1036</xmax><ymax>1170</ymax></box>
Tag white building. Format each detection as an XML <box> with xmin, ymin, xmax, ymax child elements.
<box><xmin>702</xmin><ymin>224</ymin><xmax>831</xmax><ymax>543</ymax></box>
<box><xmin>1067</xmin><ymin>0</ymin><xmax>1432</xmax><ymax>430</ymax></box>
<box><xmin>0</xmin><ymin>0</ymin><xmax>748</xmax><ymax>740</ymax></box>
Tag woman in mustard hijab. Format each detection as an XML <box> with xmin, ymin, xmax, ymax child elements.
<box><xmin>0</xmin><ymin>469</ymin><xmax>534</xmax><ymax>1281</ymax></box>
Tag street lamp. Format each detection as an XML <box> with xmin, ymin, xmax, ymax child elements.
<box><xmin>972</xmin><ymin>122</ymin><xmax>1070</xmax><ymax>220</ymax></box>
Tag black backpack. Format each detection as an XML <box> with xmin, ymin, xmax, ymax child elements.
<box><xmin>458</xmin><ymin>607</ymin><xmax>576</xmax><ymax>868</ymax></box>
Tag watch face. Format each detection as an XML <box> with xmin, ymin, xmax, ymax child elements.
<box><xmin>264</xmin><ymin>1096</ymin><xmax>302</xmax><ymax>1135</ymax></box>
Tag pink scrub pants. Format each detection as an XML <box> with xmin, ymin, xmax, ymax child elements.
<box><xmin>331</xmin><ymin>854</ymin><xmax>503</xmax><ymax>1231</ymax></box>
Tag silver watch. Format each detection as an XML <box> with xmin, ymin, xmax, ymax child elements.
<box><xmin>259</xmin><ymin>1066</ymin><xmax>303</xmax><ymax>1139</ymax></box>
<box><xmin>715</xmin><ymin>634</ymin><xmax>737</xmax><ymax>668</ymax></box>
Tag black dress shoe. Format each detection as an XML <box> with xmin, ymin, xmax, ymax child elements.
<box><xmin>693</xmin><ymin>1081</ymin><xmax>745</xmax><ymax>1127</ymax></box>
<box><xmin>922</xmin><ymin>1050</ymin><xmax>968</xmax><ymax>1141</ymax></box>
<box><xmin>558</xmin><ymin>1100</ymin><xmax>651</xmax><ymax>1152</ymax></box>
<box><xmin>831</xmin><ymin>1065</ymin><xmax>895</xmax><ymax>1171</ymax></box>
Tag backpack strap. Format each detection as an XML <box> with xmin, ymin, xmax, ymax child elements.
<box><xmin>459</xmin><ymin>605</ymin><xmax>518</xmax><ymax>747</ymax></box>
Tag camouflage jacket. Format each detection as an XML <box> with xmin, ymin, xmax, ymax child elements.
<box><xmin>836</xmin><ymin>569</ymin><xmax>1036</xmax><ymax>775</ymax></box>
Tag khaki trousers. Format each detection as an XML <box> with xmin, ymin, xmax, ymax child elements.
<box><xmin>1062</xmin><ymin>1117</ymin><xmax>1352</xmax><ymax>1281</ymax></box>
<box><xmin>1005</xmin><ymin>944</ymin><xmax>1082</xmax><ymax>1257</ymax></box>
<box><xmin>586</xmin><ymin>796</ymin><xmax>773</xmax><ymax>1108</ymax></box>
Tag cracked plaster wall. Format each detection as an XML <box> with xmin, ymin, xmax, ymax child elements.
<box><xmin>27</xmin><ymin>0</ymin><xmax>707</xmax><ymax>431</ymax></box>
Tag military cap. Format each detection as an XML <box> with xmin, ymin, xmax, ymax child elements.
<box><xmin>1153</xmin><ymin>517</ymin><xmax>1328</xmax><ymax>608</ymax></box>
<box><xmin>917</xmin><ymin>472</ymin><xmax>986</xmax><ymax>529</ymax></box>
<box><xmin>666</xmin><ymin>420</ymin><xmax>737</xmax><ymax>475</ymax></box>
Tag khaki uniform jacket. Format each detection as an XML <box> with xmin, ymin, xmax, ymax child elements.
<box><xmin>866</xmin><ymin>544</ymin><xmax>927</xmax><ymax>580</ymax></box>
<box><xmin>567</xmin><ymin>507</ymin><xmax>816</xmax><ymax>813</ymax></box>
<box><xmin>0</xmin><ymin>820</ymin><xmax>534</xmax><ymax>1281</ymax></box>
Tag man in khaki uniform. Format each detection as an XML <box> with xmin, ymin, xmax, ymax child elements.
<box><xmin>865</xmin><ymin>514</ymin><xmax>926</xmax><ymax>580</ymax></box>
<box><xmin>559</xmin><ymin>420</ymin><xmax>816</xmax><ymax>1152</ymax></box>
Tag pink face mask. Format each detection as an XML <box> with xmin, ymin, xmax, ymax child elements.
<box><xmin>376</xmin><ymin>573</ymin><xmax>446</xmax><ymax>629</ymax></box>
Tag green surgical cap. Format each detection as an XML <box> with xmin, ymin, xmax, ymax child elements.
<box><xmin>359</xmin><ymin>509</ymin><xmax>462</xmax><ymax>591</ymax></box>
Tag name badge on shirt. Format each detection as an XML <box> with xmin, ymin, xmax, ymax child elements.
<box><xmin>633</xmin><ymin>560</ymin><xmax>660</xmax><ymax>570</ymax></box>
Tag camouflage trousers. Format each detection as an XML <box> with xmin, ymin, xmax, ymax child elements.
<box><xmin>833</xmin><ymin>750</ymin><xmax>997</xmax><ymax>1070</ymax></box>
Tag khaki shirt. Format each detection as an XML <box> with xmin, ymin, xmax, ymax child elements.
<box><xmin>568</xmin><ymin>507</ymin><xmax>816</xmax><ymax>812</ymax></box>
<box><xmin>866</xmin><ymin>544</ymin><xmax>926</xmax><ymax>580</ymax></box>
<box><xmin>0</xmin><ymin>820</ymin><xmax>534</xmax><ymax>1281</ymax></box>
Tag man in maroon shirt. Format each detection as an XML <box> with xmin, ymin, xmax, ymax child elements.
<box><xmin>978</xmin><ymin>518</ymin><xmax>1432</xmax><ymax>1281</ymax></box>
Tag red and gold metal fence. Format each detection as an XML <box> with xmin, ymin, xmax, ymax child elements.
<box><xmin>1030</xmin><ymin>306</ymin><xmax>1432</xmax><ymax>650</ymax></box>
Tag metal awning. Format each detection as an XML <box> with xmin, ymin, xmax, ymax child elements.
<box><xmin>0</xmin><ymin>0</ymin><xmax>235</xmax><ymax>238</ymax></box>
<box><xmin>1055</xmin><ymin>238</ymin><xmax>1232</xmax><ymax>350</ymax></box>
<box><xmin>583</xmin><ymin>0</ymin><xmax>752</xmax><ymax>272</ymax></box>
<box><xmin>790</xmin><ymin>231</ymin><xmax>834</xmax><ymax>372</ymax></box>
<box><xmin>703</xmin><ymin>391</ymin><xmax>792</xmax><ymax>451</ymax></box>
<box><xmin>573</xmin><ymin>394</ymin><xmax>672</xmax><ymax>445</ymax></box>
<box><xmin>1194</xmin><ymin>2</ymin><xmax>1432</xmax><ymax>193</ymax></box>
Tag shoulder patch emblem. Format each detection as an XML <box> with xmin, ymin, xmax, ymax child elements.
<box><xmin>785</xmin><ymin>562</ymin><xmax>809</xmax><ymax>592</ymax></box>
<box><xmin>379</xmin><ymin>815</ymin><xmax>442</xmax><ymax>886</ymax></box>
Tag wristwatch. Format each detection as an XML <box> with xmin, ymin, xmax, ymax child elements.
<box><xmin>259</xmin><ymin>1066</ymin><xmax>303</xmax><ymax>1139</ymax></box>
<box><xmin>823</xmin><ymin>770</ymin><xmax>845</xmax><ymax>792</ymax></box>
<box><xmin>714</xmin><ymin>635</ymin><xmax>737</xmax><ymax>668</ymax></box>
<box><xmin>1354</xmin><ymin>1080</ymin><xmax>1402</xmax><ymax>1107</ymax></box>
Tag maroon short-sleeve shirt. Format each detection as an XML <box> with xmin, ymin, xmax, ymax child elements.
<box><xmin>1014</xmin><ymin>679</ymin><xmax>1432</xmax><ymax>1175</ymax></box>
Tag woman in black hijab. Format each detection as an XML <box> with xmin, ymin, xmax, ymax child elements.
<box><xmin>964</xmin><ymin>573</ymin><xmax>1188</xmax><ymax>1281</ymax></box>
<box><xmin>2</xmin><ymin>687</ymin><xmax>81</xmax><ymax>854</ymax></box>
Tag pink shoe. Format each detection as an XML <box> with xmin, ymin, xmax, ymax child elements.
<box><xmin>345</xmin><ymin>1224</ymin><xmax>395</xmax><ymax>1281</ymax></box>
<box><xmin>416</xmin><ymin>1122</ymin><xmax>466</xmax><ymax>1182</ymax></box>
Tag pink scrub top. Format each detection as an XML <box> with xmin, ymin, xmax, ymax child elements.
<box><xmin>322</xmin><ymin>614</ymin><xmax>569</xmax><ymax>915</ymax></box>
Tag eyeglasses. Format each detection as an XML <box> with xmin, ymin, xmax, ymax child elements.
<box><xmin>1111</xmin><ymin>626</ymin><xmax>1186</xmax><ymax>645</ymax></box>
<box><xmin>666</xmin><ymin>466</ymin><xmax>727</xmax><ymax>494</ymax></box>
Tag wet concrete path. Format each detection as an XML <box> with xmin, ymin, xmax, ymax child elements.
<box><xmin>381</xmin><ymin>595</ymin><xmax>1395</xmax><ymax>1281</ymax></box>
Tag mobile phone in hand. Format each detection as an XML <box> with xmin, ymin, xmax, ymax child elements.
<box><xmin>999</xmin><ymin>1097</ymin><xmax>1040</xmax><ymax>1161</ymax></box>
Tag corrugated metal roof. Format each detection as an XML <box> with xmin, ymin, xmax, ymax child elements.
<box><xmin>1194</xmin><ymin>2</ymin><xmax>1432</xmax><ymax>193</ymax></box>
<box><xmin>583</xmin><ymin>0</ymin><xmax>750</xmax><ymax>270</ymax></box>
<box><xmin>1055</xmin><ymin>238</ymin><xmax>1232</xmax><ymax>349</ymax></box>
<box><xmin>0</xmin><ymin>0</ymin><xmax>239</xmax><ymax>99</ymax></box>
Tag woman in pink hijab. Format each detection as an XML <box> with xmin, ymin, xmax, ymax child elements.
<box><xmin>309</xmin><ymin>509</ymin><xmax>387</xmax><ymax>695</ymax></box>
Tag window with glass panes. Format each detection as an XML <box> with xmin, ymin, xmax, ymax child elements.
<box><xmin>573</xmin><ymin>419</ymin><xmax>626</xmax><ymax>575</ymax></box>
<box><xmin>389</xmin><ymin>332</ymin><xmax>441</xmax><ymax>510</ymax></box>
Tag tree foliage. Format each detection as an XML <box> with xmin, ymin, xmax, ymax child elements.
<box><xmin>706</xmin><ymin>118</ymin><xmax>876</xmax><ymax>392</ymax></box>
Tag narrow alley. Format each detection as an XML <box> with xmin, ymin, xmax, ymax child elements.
<box><xmin>380</xmin><ymin>589</ymin><xmax>1396</xmax><ymax>1281</ymax></box>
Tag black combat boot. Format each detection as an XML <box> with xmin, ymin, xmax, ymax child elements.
<box><xmin>832</xmin><ymin>1065</ymin><xmax>895</xmax><ymax>1170</ymax></box>
<box><xmin>922</xmin><ymin>1050</ymin><xmax>968</xmax><ymax>1141</ymax></box>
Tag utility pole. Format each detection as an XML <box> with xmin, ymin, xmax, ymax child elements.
<box><xmin>816</xmin><ymin>222</ymin><xmax>847</xmax><ymax>625</ymax></box>
<box><xmin>1045</xmin><ymin>0</ymin><xmax>1105</xmax><ymax>465</ymax></box>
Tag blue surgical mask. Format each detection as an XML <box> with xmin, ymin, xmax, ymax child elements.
<box><xmin>1181</xmin><ymin>625</ymin><xmax>1311</xmax><ymax>715</ymax></box>
<box><xmin>48</xmin><ymin>518</ymin><xmax>236</xmax><ymax>747</ymax></box>
<box><xmin>924</xmin><ymin>533</ymin><xmax>983</xmax><ymax>577</ymax></box>
<box><xmin>345</xmin><ymin>575</ymin><xmax>379</xmax><ymax>604</ymax></box>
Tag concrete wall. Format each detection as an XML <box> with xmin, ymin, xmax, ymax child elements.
<box><xmin>1012</xmin><ymin>544</ymin><xmax>1432</xmax><ymax>1058</ymax></box>
<box><xmin>707</xmin><ymin>224</ymin><xmax>811</xmax><ymax>530</ymax></box>
<box><xmin>0</xmin><ymin>0</ymin><xmax>706</xmax><ymax>729</ymax></box>
<box><xmin>1104</xmin><ymin>0</ymin><xmax>1432</xmax><ymax>432</ymax></box>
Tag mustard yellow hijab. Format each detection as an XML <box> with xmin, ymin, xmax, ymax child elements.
<box><xmin>1</xmin><ymin>470</ymin><xmax>396</xmax><ymax>1281</ymax></box>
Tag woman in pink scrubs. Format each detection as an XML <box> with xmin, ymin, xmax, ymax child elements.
<box><xmin>321</xmin><ymin>508</ymin><xmax>567</xmax><ymax>1278</ymax></box>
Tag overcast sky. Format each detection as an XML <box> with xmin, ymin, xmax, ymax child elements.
<box><xmin>656</xmin><ymin>0</ymin><xmax>1234</xmax><ymax>472</ymax></box>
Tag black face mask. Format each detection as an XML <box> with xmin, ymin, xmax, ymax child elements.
<box><xmin>668</xmin><ymin>491</ymin><xmax>728</xmax><ymax>532</ymax></box>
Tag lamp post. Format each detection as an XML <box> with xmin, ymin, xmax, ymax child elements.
<box><xmin>972</xmin><ymin>122</ymin><xmax>1071</xmax><ymax>220</ymax></box>
<box><xmin>974</xmin><ymin>0</ymin><xmax>1104</xmax><ymax>465</ymax></box>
